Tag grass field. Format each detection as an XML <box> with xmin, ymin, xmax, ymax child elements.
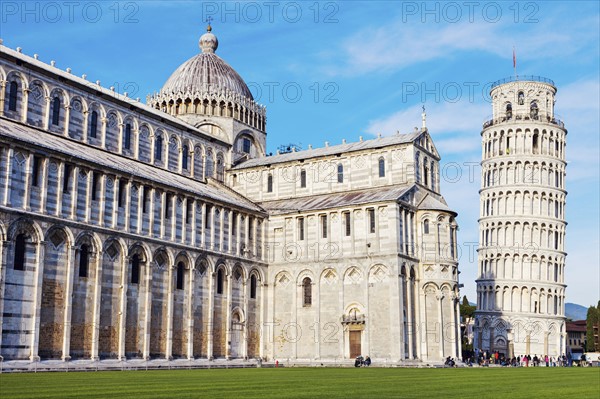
<box><xmin>1</xmin><ymin>367</ymin><xmax>598</xmax><ymax>398</ymax></box>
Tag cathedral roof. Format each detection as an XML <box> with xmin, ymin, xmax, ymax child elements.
<box><xmin>417</xmin><ymin>193</ymin><xmax>455</xmax><ymax>214</ymax></box>
<box><xmin>0</xmin><ymin>118</ymin><xmax>264</xmax><ymax>213</ymax></box>
<box><xmin>159</xmin><ymin>25</ymin><xmax>254</xmax><ymax>100</ymax></box>
<box><xmin>259</xmin><ymin>185</ymin><xmax>412</xmax><ymax>215</ymax></box>
<box><xmin>232</xmin><ymin>131</ymin><xmax>424</xmax><ymax>169</ymax></box>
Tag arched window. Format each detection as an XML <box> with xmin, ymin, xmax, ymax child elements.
<box><xmin>518</xmin><ymin>91</ymin><xmax>524</xmax><ymax>105</ymax></box>
<box><xmin>217</xmin><ymin>268</ymin><xmax>224</xmax><ymax>294</ymax></box>
<box><xmin>51</xmin><ymin>97</ymin><xmax>61</xmax><ymax>125</ymax></box>
<box><xmin>182</xmin><ymin>145</ymin><xmax>189</xmax><ymax>170</ymax></box>
<box><xmin>250</xmin><ymin>274</ymin><xmax>257</xmax><ymax>299</ymax></box>
<box><xmin>530</xmin><ymin>101</ymin><xmax>538</xmax><ymax>118</ymax></box>
<box><xmin>13</xmin><ymin>233</ymin><xmax>26</xmax><ymax>270</ymax></box>
<box><xmin>124</xmin><ymin>123</ymin><xmax>132</xmax><ymax>150</ymax></box>
<box><xmin>424</xmin><ymin>164</ymin><xmax>429</xmax><ymax>186</ymax></box>
<box><xmin>131</xmin><ymin>254</ymin><xmax>140</xmax><ymax>284</ymax></box>
<box><xmin>176</xmin><ymin>261</ymin><xmax>185</xmax><ymax>290</ymax></box>
<box><xmin>506</xmin><ymin>103</ymin><xmax>512</xmax><ymax>118</ymax></box>
<box><xmin>8</xmin><ymin>81</ymin><xmax>18</xmax><ymax>112</ymax></box>
<box><xmin>89</xmin><ymin>111</ymin><xmax>98</xmax><ymax>138</ymax></box>
<box><xmin>300</xmin><ymin>169</ymin><xmax>306</xmax><ymax>188</ymax></box>
<box><xmin>79</xmin><ymin>244</ymin><xmax>89</xmax><ymax>278</ymax></box>
<box><xmin>532</xmin><ymin>132</ymin><xmax>539</xmax><ymax>154</ymax></box>
<box><xmin>423</xmin><ymin>219</ymin><xmax>430</xmax><ymax>234</ymax></box>
<box><xmin>155</xmin><ymin>135</ymin><xmax>163</xmax><ymax>161</ymax></box>
<box><xmin>302</xmin><ymin>277</ymin><xmax>312</xmax><ymax>307</ymax></box>
<box><xmin>378</xmin><ymin>157</ymin><xmax>385</xmax><ymax>177</ymax></box>
<box><xmin>337</xmin><ymin>163</ymin><xmax>344</xmax><ymax>183</ymax></box>
<box><xmin>216</xmin><ymin>157</ymin><xmax>224</xmax><ymax>181</ymax></box>
<box><xmin>267</xmin><ymin>174</ymin><xmax>273</xmax><ymax>193</ymax></box>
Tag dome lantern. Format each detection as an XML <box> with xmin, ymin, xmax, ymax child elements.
<box><xmin>199</xmin><ymin>24</ymin><xmax>218</xmax><ymax>54</ymax></box>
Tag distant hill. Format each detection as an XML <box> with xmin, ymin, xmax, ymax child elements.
<box><xmin>566</xmin><ymin>303</ymin><xmax>588</xmax><ymax>321</ymax></box>
<box><xmin>463</xmin><ymin>302</ymin><xmax>588</xmax><ymax>320</ymax></box>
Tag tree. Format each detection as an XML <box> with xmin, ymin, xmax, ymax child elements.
<box><xmin>460</xmin><ymin>296</ymin><xmax>477</xmax><ymax>357</ymax></box>
<box><xmin>460</xmin><ymin>295</ymin><xmax>476</xmax><ymax>319</ymax></box>
<box><xmin>586</xmin><ymin>302</ymin><xmax>600</xmax><ymax>352</ymax></box>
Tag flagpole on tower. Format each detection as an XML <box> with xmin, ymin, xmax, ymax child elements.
<box><xmin>513</xmin><ymin>46</ymin><xmax>517</xmax><ymax>79</ymax></box>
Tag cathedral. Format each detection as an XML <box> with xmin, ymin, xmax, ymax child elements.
<box><xmin>0</xmin><ymin>26</ymin><xmax>461</xmax><ymax>364</ymax></box>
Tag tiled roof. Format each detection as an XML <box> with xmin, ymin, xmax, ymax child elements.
<box><xmin>232</xmin><ymin>130</ymin><xmax>423</xmax><ymax>169</ymax></box>
<box><xmin>417</xmin><ymin>192</ymin><xmax>455</xmax><ymax>214</ymax></box>
<box><xmin>259</xmin><ymin>185</ymin><xmax>412</xmax><ymax>215</ymax></box>
<box><xmin>0</xmin><ymin>118</ymin><xmax>264</xmax><ymax>213</ymax></box>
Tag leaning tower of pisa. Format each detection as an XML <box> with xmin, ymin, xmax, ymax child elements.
<box><xmin>474</xmin><ymin>76</ymin><xmax>567</xmax><ymax>358</ymax></box>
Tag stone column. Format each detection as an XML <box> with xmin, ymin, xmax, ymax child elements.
<box><xmin>454</xmin><ymin>293</ymin><xmax>461</xmax><ymax>359</ymax></box>
<box><xmin>90</xmin><ymin>250</ymin><xmax>103</xmax><ymax>360</ymax></box>
<box><xmin>70</xmin><ymin>166</ymin><xmax>79</xmax><ymax>220</ymax></box>
<box><xmin>200</xmin><ymin>203</ymin><xmax>207</xmax><ymax>248</ymax></box>
<box><xmin>292</xmin><ymin>277</ymin><xmax>298</xmax><ymax>360</ymax></box>
<box><xmin>148</xmin><ymin>187</ymin><xmax>155</xmax><ymax>236</ymax></box>
<box><xmin>170</xmin><ymin>194</ymin><xmax>176</xmax><ymax>240</ymax></box>
<box><xmin>228</xmin><ymin>210</ymin><xmax>233</xmax><ymax>254</ymax></box>
<box><xmin>2</xmin><ymin>147</ymin><xmax>13</xmax><ymax>206</ymax></box>
<box><xmin>142</xmin><ymin>261</ymin><xmax>153</xmax><ymax>360</ymax></box>
<box><xmin>137</xmin><ymin>184</ymin><xmax>144</xmax><ymax>235</ymax></box>
<box><xmin>29</xmin><ymin>239</ymin><xmax>46</xmax><ymax>361</ymax></box>
<box><xmin>82</xmin><ymin>110</ymin><xmax>89</xmax><ymax>143</ymax></box>
<box><xmin>23</xmin><ymin>153</ymin><xmax>32</xmax><ymax>211</ymax></box>
<box><xmin>225</xmin><ymin>271</ymin><xmax>233</xmax><ymax>359</ymax></box>
<box><xmin>244</xmin><ymin>215</ymin><xmax>250</xmax><ymax>256</ymax></box>
<box><xmin>0</xmin><ymin>239</ymin><xmax>7</xmax><ymax>350</ymax></box>
<box><xmin>111</xmin><ymin>176</ymin><xmax>119</xmax><ymax>228</ymax></box>
<box><xmin>42</xmin><ymin>96</ymin><xmax>50</xmax><ymax>130</ymax></box>
<box><xmin>235</xmin><ymin>212</ymin><xmax>241</xmax><ymax>255</ymax></box>
<box><xmin>258</xmin><ymin>280</ymin><xmax>266</xmax><ymax>359</ymax></box>
<box><xmin>160</xmin><ymin>191</ymin><xmax>166</xmax><ymax>239</ymax></box>
<box><xmin>61</xmin><ymin>244</ymin><xmax>76</xmax><ymax>361</ymax></box>
<box><xmin>84</xmin><ymin>169</ymin><xmax>92</xmax><ymax>223</ymax></box>
<box><xmin>39</xmin><ymin>158</ymin><xmax>49</xmax><ymax>212</ymax></box>
<box><xmin>117</xmin><ymin>255</ymin><xmax>129</xmax><ymax>360</ymax></box>
<box><xmin>398</xmin><ymin>273</ymin><xmax>405</xmax><ymax>361</ymax></box>
<box><xmin>165</xmin><ymin>264</ymin><xmax>174</xmax><ymax>360</ymax></box>
<box><xmin>181</xmin><ymin>197</ymin><xmax>188</xmax><ymax>244</ymax></box>
<box><xmin>242</xmin><ymin>278</ymin><xmax>249</xmax><ymax>359</ymax></box>
<box><xmin>207</xmin><ymin>270</ymin><xmax>214</xmax><ymax>359</ymax></box>
<box><xmin>100</xmin><ymin>117</ymin><xmax>107</xmax><ymax>149</ymax></box>
<box><xmin>55</xmin><ymin>161</ymin><xmax>65</xmax><ymax>217</ymax></box>
<box><xmin>186</xmin><ymin>265</ymin><xmax>196</xmax><ymax>359</ymax></box>
<box><xmin>219</xmin><ymin>207</ymin><xmax>224</xmax><ymax>252</ymax></box>
<box><xmin>63</xmin><ymin>104</ymin><xmax>71</xmax><ymax>137</ymax></box>
<box><xmin>117</xmin><ymin>123</ymin><xmax>124</xmax><ymax>153</ymax></box>
<box><xmin>124</xmin><ymin>180</ymin><xmax>132</xmax><ymax>231</ymax></box>
<box><xmin>98</xmin><ymin>175</ymin><xmax>106</xmax><ymax>227</ymax></box>
<box><xmin>415</xmin><ymin>278</ymin><xmax>424</xmax><ymax>359</ymax></box>
<box><xmin>190</xmin><ymin>200</ymin><xmax>197</xmax><ymax>245</ymax></box>
<box><xmin>407</xmin><ymin>276</ymin><xmax>414</xmax><ymax>359</ymax></box>
<box><xmin>0</xmin><ymin>80</ymin><xmax>5</xmax><ymax>116</ymax></box>
<box><xmin>437</xmin><ymin>291</ymin><xmax>445</xmax><ymax>359</ymax></box>
<box><xmin>210</xmin><ymin>206</ymin><xmax>216</xmax><ymax>250</ymax></box>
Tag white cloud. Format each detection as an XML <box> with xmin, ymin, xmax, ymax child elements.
<box><xmin>365</xmin><ymin>101</ymin><xmax>488</xmax><ymax>138</ymax></box>
<box><xmin>319</xmin><ymin>11</ymin><xmax>598</xmax><ymax>77</ymax></box>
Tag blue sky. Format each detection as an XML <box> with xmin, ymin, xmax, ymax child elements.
<box><xmin>1</xmin><ymin>1</ymin><xmax>598</xmax><ymax>307</ymax></box>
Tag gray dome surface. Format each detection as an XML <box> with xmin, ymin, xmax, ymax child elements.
<box><xmin>160</xmin><ymin>26</ymin><xmax>253</xmax><ymax>100</ymax></box>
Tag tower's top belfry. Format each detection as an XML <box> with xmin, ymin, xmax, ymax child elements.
<box><xmin>485</xmin><ymin>76</ymin><xmax>565</xmax><ymax>133</ymax></box>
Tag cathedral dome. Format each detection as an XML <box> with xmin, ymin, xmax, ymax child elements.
<box><xmin>159</xmin><ymin>25</ymin><xmax>253</xmax><ymax>100</ymax></box>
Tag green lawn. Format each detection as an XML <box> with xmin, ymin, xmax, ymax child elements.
<box><xmin>0</xmin><ymin>367</ymin><xmax>598</xmax><ymax>398</ymax></box>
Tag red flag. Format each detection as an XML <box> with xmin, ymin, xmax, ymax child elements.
<box><xmin>513</xmin><ymin>47</ymin><xmax>516</xmax><ymax>69</ymax></box>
